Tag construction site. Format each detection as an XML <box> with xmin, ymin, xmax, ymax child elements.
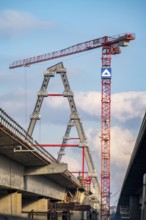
<box><xmin>3</xmin><ymin>1</ymin><xmax>146</xmax><ymax>220</ymax></box>
<box><xmin>0</xmin><ymin>30</ymin><xmax>145</xmax><ymax>220</ymax></box>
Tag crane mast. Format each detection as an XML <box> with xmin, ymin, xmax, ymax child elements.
<box><xmin>9</xmin><ymin>33</ymin><xmax>135</xmax><ymax>219</ymax></box>
<box><xmin>101</xmin><ymin>45</ymin><xmax>112</xmax><ymax>219</ymax></box>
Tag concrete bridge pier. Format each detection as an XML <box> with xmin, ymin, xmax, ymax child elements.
<box><xmin>57</xmin><ymin>212</ymin><xmax>62</xmax><ymax>220</ymax></box>
<box><xmin>0</xmin><ymin>192</ymin><xmax>21</xmax><ymax>216</ymax></box>
<box><xmin>22</xmin><ymin>198</ymin><xmax>48</xmax><ymax>220</ymax></box>
<box><xmin>48</xmin><ymin>210</ymin><xmax>98</xmax><ymax>220</ymax></box>
<box><xmin>129</xmin><ymin>195</ymin><xmax>140</xmax><ymax>220</ymax></box>
<box><xmin>69</xmin><ymin>210</ymin><xmax>98</xmax><ymax>220</ymax></box>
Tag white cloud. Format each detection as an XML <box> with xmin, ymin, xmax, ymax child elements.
<box><xmin>75</xmin><ymin>91</ymin><xmax>100</xmax><ymax>116</ymax></box>
<box><xmin>112</xmin><ymin>91</ymin><xmax>146</xmax><ymax>122</ymax></box>
<box><xmin>0</xmin><ymin>9</ymin><xmax>53</xmax><ymax>37</ymax></box>
<box><xmin>109</xmin><ymin>125</ymin><xmax>136</xmax><ymax>205</ymax></box>
<box><xmin>43</xmin><ymin>91</ymin><xmax>146</xmax><ymax>124</ymax></box>
<box><xmin>110</xmin><ymin>126</ymin><xmax>135</xmax><ymax>167</ymax></box>
<box><xmin>75</xmin><ymin>91</ymin><xmax>146</xmax><ymax>123</ymax></box>
<box><xmin>44</xmin><ymin>91</ymin><xmax>100</xmax><ymax>117</ymax></box>
<box><xmin>1</xmin><ymin>88</ymin><xmax>33</xmax><ymax>109</ymax></box>
<box><xmin>85</xmin><ymin>124</ymin><xmax>135</xmax><ymax>205</ymax></box>
<box><xmin>85</xmin><ymin>125</ymin><xmax>135</xmax><ymax>168</ymax></box>
<box><xmin>62</xmin><ymin>155</ymin><xmax>81</xmax><ymax>171</ymax></box>
<box><xmin>1</xmin><ymin>90</ymin><xmax>146</xmax><ymax>128</ymax></box>
<box><xmin>0</xmin><ymin>88</ymin><xmax>35</xmax><ymax>127</ymax></box>
<box><xmin>2</xmin><ymin>89</ymin><xmax>145</xmax><ymax>131</ymax></box>
<box><xmin>45</xmin><ymin>96</ymin><xmax>67</xmax><ymax>109</ymax></box>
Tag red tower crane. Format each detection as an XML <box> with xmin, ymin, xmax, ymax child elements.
<box><xmin>9</xmin><ymin>33</ymin><xmax>135</xmax><ymax>219</ymax></box>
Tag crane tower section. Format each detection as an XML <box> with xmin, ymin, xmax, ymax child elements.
<box><xmin>101</xmin><ymin>45</ymin><xmax>112</xmax><ymax>219</ymax></box>
<box><xmin>100</xmin><ymin>36</ymin><xmax>133</xmax><ymax>219</ymax></box>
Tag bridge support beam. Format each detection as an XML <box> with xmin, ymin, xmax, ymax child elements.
<box><xmin>0</xmin><ymin>192</ymin><xmax>22</xmax><ymax>216</ymax></box>
<box><xmin>57</xmin><ymin>211</ymin><xmax>63</xmax><ymax>220</ymax></box>
<box><xmin>141</xmin><ymin>173</ymin><xmax>146</xmax><ymax>220</ymax></box>
<box><xmin>70</xmin><ymin>210</ymin><xmax>91</xmax><ymax>220</ymax></box>
<box><xmin>70</xmin><ymin>211</ymin><xmax>82</xmax><ymax>220</ymax></box>
<box><xmin>24</xmin><ymin>163</ymin><xmax>68</xmax><ymax>175</ymax></box>
<box><xmin>22</xmin><ymin>198</ymin><xmax>48</xmax><ymax>220</ymax></box>
<box><xmin>130</xmin><ymin>195</ymin><xmax>140</xmax><ymax>220</ymax></box>
<box><xmin>114</xmin><ymin>212</ymin><xmax>121</xmax><ymax>220</ymax></box>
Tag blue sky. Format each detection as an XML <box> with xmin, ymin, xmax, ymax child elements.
<box><xmin>0</xmin><ymin>0</ymin><xmax>146</xmax><ymax>206</ymax></box>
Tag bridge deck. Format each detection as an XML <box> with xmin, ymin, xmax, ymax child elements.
<box><xmin>116</xmin><ymin>112</ymin><xmax>146</xmax><ymax>218</ymax></box>
<box><xmin>0</xmin><ymin>108</ymin><xmax>57</xmax><ymax>166</ymax></box>
<box><xmin>0</xmin><ymin>108</ymin><xmax>81</xmax><ymax>190</ymax></box>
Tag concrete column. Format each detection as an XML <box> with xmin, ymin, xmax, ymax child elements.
<box><xmin>62</xmin><ymin>211</ymin><xmax>70</xmax><ymax>220</ymax></box>
<box><xmin>0</xmin><ymin>192</ymin><xmax>22</xmax><ymax>216</ymax></box>
<box><xmin>48</xmin><ymin>210</ymin><xmax>57</xmax><ymax>220</ymax></box>
<box><xmin>58</xmin><ymin>211</ymin><xmax>63</xmax><ymax>220</ymax></box>
<box><xmin>114</xmin><ymin>213</ymin><xmax>121</xmax><ymax>220</ymax></box>
<box><xmin>22</xmin><ymin>198</ymin><xmax>48</xmax><ymax>220</ymax></box>
<box><xmin>130</xmin><ymin>195</ymin><xmax>140</xmax><ymax>220</ymax></box>
<box><xmin>92</xmin><ymin>211</ymin><xmax>98</xmax><ymax>220</ymax></box>
<box><xmin>141</xmin><ymin>173</ymin><xmax>146</xmax><ymax>220</ymax></box>
<box><xmin>81</xmin><ymin>211</ymin><xmax>86</xmax><ymax>220</ymax></box>
<box><xmin>114</xmin><ymin>207</ymin><xmax>121</xmax><ymax>220</ymax></box>
<box><xmin>70</xmin><ymin>211</ymin><xmax>82</xmax><ymax>220</ymax></box>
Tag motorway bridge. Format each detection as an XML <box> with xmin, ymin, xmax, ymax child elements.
<box><xmin>0</xmin><ymin>108</ymin><xmax>99</xmax><ymax>220</ymax></box>
<box><xmin>115</xmin><ymin>112</ymin><xmax>146</xmax><ymax>220</ymax></box>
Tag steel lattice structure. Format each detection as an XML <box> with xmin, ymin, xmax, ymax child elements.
<box><xmin>101</xmin><ymin>45</ymin><xmax>112</xmax><ymax>218</ymax></box>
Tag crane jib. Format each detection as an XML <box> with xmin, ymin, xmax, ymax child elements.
<box><xmin>9</xmin><ymin>33</ymin><xmax>135</xmax><ymax>69</ymax></box>
<box><xmin>9</xmin><ymin>38</ymin><xmax>103</xmax><ymax>69</ymax></box>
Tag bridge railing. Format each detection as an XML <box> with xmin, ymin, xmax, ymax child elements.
<box><xmin>120</xmin><ymin>206</ymin><xmax>130</xmax><ymax>218</ymax></box>
<box><xmin>0</xmin><ymin>108</ymin><xmax>33</xmax><ymax>142</ymax></box>
<box><xmin>0</xmin><ymin>108</ymin><xmax>56</xmax><ymax>163</ymax></box>
<box><xmin>33</xmin><ymin>140</ymin><xmax>57</xmax><ymax>163</ymax></box>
